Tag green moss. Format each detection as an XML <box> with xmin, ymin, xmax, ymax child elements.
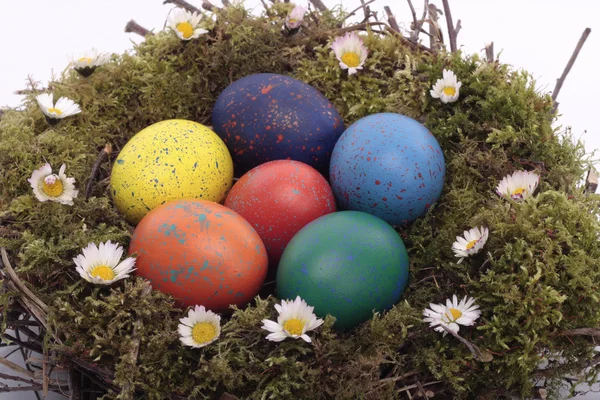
<box><xmin>0</xmin><ymin>3</ymin><xmax>598</xmax><ymax>399</ymax></box>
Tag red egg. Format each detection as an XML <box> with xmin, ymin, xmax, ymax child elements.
<box><xmin>224</xmin><ymin>160</ymin><xmax>337</xmax><ymax>269</ymax></box>
<box><xmin>129</xmin><ymin>199</ymin><xmax>268</xmax><ymax>312</ymax></box>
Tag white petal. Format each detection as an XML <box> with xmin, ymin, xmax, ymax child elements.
<box><xmin>265</xmin><ymin>332</ymin><xmax>288</xmax><ymax>342</ymax></box>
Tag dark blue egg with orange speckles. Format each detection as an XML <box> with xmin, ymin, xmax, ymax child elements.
<box><xmin>329</xmin><ymin>113</ymin><xmax>445</xmax><ymax>226</ymax></box>
<box><xmin>212</xmin><ymin>73</ymin><xmax>345</xmax><ymax>176</ymax></box>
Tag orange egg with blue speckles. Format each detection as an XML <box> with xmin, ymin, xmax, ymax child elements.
<box><xmin>129</xmin><ymin>199</ymin><xmax>268</xmax><ymax>312</ymax></box>
<box><xmin>212</xmin><ymin>73</ymin><xmax>345</xmax><ymax>176</ymax></box>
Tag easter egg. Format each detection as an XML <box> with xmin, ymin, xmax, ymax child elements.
<box><xmin>329</xmin><ymin>113</ymin><xmax>445</xmax><ymax>226</ymax></box>
<box><xmin>110</xmin><ymin>119</ymin><xmax>234</xmax><ymax>224</ymax></box>
<box><xmin>276</xmin><ymin>211</ymin><xmax>409</xmax><ymax>330</ymax></box>
<box><xmin>212</xmin><ymin>73</ymin><xmax>345</xmax><ymax>176</ymax></box>
<box><xmin>128</xmin><ymin>199</ymin><xmax>268</xmax><ymax>312</ymax></box>
<box><xmin>224</xmin><ymin>160</ymin><xmax>337</xmax><ymax>270</ymax></box>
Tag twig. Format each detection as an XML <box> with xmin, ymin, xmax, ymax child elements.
<box><xmin>377</xmin><ymin>370</ymin><xmax>419</xmax><ymax>384</ymax></box>
<box><xmin>427</xmin><ymin>3</ymin><xmax>443</xmax><ymax>52</ymax></box>
<box><xmin>536</xmin><ymin>352</ymin><xmax>600</xmax><ymax>378</ymax></box>
<box><xmin>1</xmin><ymin>333</ymin><xmax>43</xmax><ymax>353</ymax></box>
<box><xmin>397</xmin><ymin>380</ymin><xmax>442</xmax><ymax>394</ymax></box>
<box><xmin>199</xmin><ymin>0</ymin><xmax>219</xmax><ymax>11</ymax></box>
<box><xmin>0</xmin><ymin>356</ymin><xmax>35</xmax><ymax>378</ymax></box>
<box><xmin>309</xmin><ymin>0</ymin><xmax>328</xmax><ymax>12</ymax></box>
<box><xmin>407</xmin><ymin>0</ymin><xmax>429</xmax><ymax>43</ymax></box>
<box><xmin>163</xmin><ymin>0</ymin><xmax>201</xmax><ymax>13</ymax></box>
<box><xmin>440</xmin><ymin>0</ymin><xmax>460</xmax><ymax>52</ymax></box>
<box><xmin>0</xmin><ymin>385</ymin><xmax>44</xmax><ymax>392</ymax></box>
<box><xmin>484</xmin><ymin>42</ymin><xmax>494</xmax><ymax>63</ymax></box>
<box><xmin>551</xmin><ymin>27</ymin><xmax>591</xmax><ymax>114</ymax></box>
<box><xmin>407</xmin><ymin>0</ymin><xmax>418</xmax><ymax>30</ymax></box>
<box><xmin>561</xmin><ymin>327</ymin><xmax>600</xmax><ymax>337</ymax></box>
<box><xmin>120</xmin><ymin>283</ymin><xmax>151</xmax><ymax>397</ymax></box>
<box><xmin>584</xmin><ymin>168</ymin><xmax>598</xmax><ymax>194</ymax></box>
<box><xmin>344</xmin><ymin>0</ymin><xmax>377</xmax><ymax>21</ymax></box>
<box><xmin>124</xmin><ymin>20</ymin><xmax>154</xmax><ymax>37</ymax></box>
<box><xmin>440</xmin><ymin>326</ymin><xmax>493</xmax><ymax>362</ymax></box>
<box><xmin>85</xmin><ymin>144</ymin><xmax>112</xmax><ymax>200</ymax></box>
<box><xmin>359</xmin><ymin>0</ymin><xmax>370</xmax><ymax>21</ymax></box>
<box><xmin>0</xmin><ymin>248</ymin><xmax>49</xmax><ymax>332</ymax></box>
<box><xmin>384</xmin><ymin>6</ymin><xmax>400</xmax><ymax>33</ymax></box>
<box><xmin>329</xmin><ymin>21</ymin><xmax>389</xmax><ymax>36</ymax></box>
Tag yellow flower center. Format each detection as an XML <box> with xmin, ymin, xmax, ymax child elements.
<box><xmin>447</xmin><ymin>308</ymin><xmax>462</xmax><ymax>322</ymax></box>
<box><xmin>78</xmin><ymin>57</ymin><xmax>93</xmax><ymax>65</ymax></box>
<box><xmin>176</xmin><ymin>22</ymin><xmax>194</xmax><ymax>39</ymax></box>
<box><xmin>42</xmin><ymin>177</ymin><xmax>64</xmax><ymax>197</ymax></box>
<box><xmin>511</xmin><ymin>188</ymin><xmax>526</xmax><ymax>199</ymax></box>
<box><xmin>443</xmin><ymin>86</ymin><xmax>456</xmax><ymax>96</ymax></box>
<box><xmin>283</xmin><ymin>318</ymin><xmax>305</xmax><ymax>336</ymax></box>
<box><xmin>341</xmin><ymin>52</ymin><xmax>361</xmax><ymax>68</ymax></box>
<box><xmin>47</xmin><ymin>108</ymin><xmax>62</xmax><ymax>116</ymax></box>
<box><xmin>466</xmin><ymin>239</ymin><xmax>478</xmax><ymax>250</ymax></box>
<box><xmin>192</xmin><ymin>322</ymin><xmax>217</xmax><ymax>344</ymax></box>
<box><xmin>288</xmin><ymin>18</ymin><xmax>297</xmax><ymax>23</ymax></box>
<box><xmin>90</xmin><ymin>265</ymin><xmax>116</xmax><ymax>281</ymax></box>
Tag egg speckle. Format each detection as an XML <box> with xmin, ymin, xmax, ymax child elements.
<box><xmin>212</xmin><ymin>73</ymin><xmax>345</xmax><ymax>176</ymax></box>
<box><xmin>129</xmin><ymin>199</ymin><xmax>268</xmax><ymax>312</ymax></box>
<box><xmin>329</xmin><ymin>113</ymin><xmax>445</xmax><ymax>226</ymax></box>
<box><xmin>110</xmin><ymin>119</ymin><xmax>234</xmax><ymax>224</ymax></box>
<box><xmin>224</xmin><ymin>160</ymin><xmax>337</xmax><ymax>270</ymax></box>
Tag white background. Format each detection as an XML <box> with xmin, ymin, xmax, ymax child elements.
<box><xmin>0</xmin><ymin>0</ymin><xmax>598</xmax><ymax>398</ymax></box>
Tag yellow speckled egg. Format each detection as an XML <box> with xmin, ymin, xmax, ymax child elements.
<box><xmin>110</xmin><ymin>119</ymin><xmax>234</xmax><ymax>224</ymax></box>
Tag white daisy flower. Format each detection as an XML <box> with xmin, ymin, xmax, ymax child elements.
<box><xmin>74</xmin><ymin>240</ymin><xmax>136</xmax><ymax>285</ymax></box>
<box><xmin>178</xmin><ymin>305</ymin><xmax>221</xmax><ymax>348</ymax></box>
<box><xmin>430</xmin><ymin>69</ymin><xmax>462</xmax><ymax>103</ymax></box>
<box><xmin>167</xmin><ymin>9</ymin><xmax>208</xmax><ymax>41</ymax></box>
<box><xmin>71</xmin><ymin>49</ymin><xmax>110</xmax><ymax>77</ymax></box>
<box><xmin>496</xmin><ymin>170</ymin><xmax>540</xmax><ymax>201</ymax></box>
<box><xmin>423</xmin><ymin>295</ymin><xmax>481</xmax><ymax>336</ymax></box>
<box><xmin>261</xmin><ymin>296</ymin><xmax>324</xmax><ymax>343</ymax></box>
<box><xmin>331</xmin><ymin>32</ymin><xmax>368</xmax><ymax>75</ymax></box>
<box><xmin>285</xmin><ymin>4</ymin><xmax>307</xmax><ymax>30</ymax></box>
<box><xmin>35</xmin><ymin>93</ymin><xmax>81</xmax><ymax>125</ymax></box>
<box><xmin>28</xmin><ymin>163</ymin><xmax>78</xmax><ymax>205</ymax></box>
<box><xmin>452</xmin><ymin>226</ymin><xmax>489</xmax><ymax>263</ymax></box>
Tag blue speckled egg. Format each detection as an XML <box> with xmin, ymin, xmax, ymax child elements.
<box><xmin>212</xmin><ymin>73</ymin><xmax>345</xmax><ymax>176</ymax></box>
<box><xmin>276</xmin><ymin>211</ymin><xmax>409</xmax><ymax>330</ymax></box>
<box><xmin>329</xmin><ymin>113</ymin><xmax>445</xmax><ymax>226</ymax></box>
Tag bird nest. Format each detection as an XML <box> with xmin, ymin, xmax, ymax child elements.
<box><xmin>0</xmin><ymin>1</ymin><xmax>599</xmax><ymax>399</ymax></box>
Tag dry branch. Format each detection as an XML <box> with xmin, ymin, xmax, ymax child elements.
<box><xmin>344</xmin><ymin>0</ymin><xmax>377</xmax><ymax>22</ymax></box>
<box><xmin>584</xmin><ymin>168</ymin><xmax>599</xmax><ymax>194</ymax></box>
<box><xmin>384</xmin><ymin>6</ymin><xmax>400</xmax><ymax>33</ymax></box>
<box><xmin>427</xmin><ymin>3</ymin><xmax>443</xmax><ymax>51</ymax></box>
<box><xmin>125</xmin><ymin>20</ymin><xmax>154</xmax><ymax>37</ymax></box>
<box><xmin>163</xmin><ymin>0</ymin><xmax>201</xmax><ymax>13</ymax></box>
<box><xmin>359</xmin><ymin>0</ymin><xmax>371</xmax><ymax>21</ymax></box>
<box><xmin>0</xmin><ymin>248</ymin><xmax>49</xmax><ymax>332</ymax></box>
<box><xmin>561</xmin><ymin>327</ymin><xmax>600</xmax><ymax>336</ymax></box>
<box><xmin>119</xmin><ymin>284</ymin><xmax>151</xmax><ymax>397</ymax></box>
<box><xmin>309</xmin><ymin>0</ymin><xmax>328</xmax><ymax>12</ymax></box>
<box><xmin>0</xmin><ymin>356</ymin><xmax>35</xmax><ymax>378</ymax></box>
<box><xmin>85</xmin><ymin>144</ymin><xmax>112</xmax><ymax>200</ymax></box>
<box><xmin>551</xmin><ymin>27</ymin><xmax>591</xmax><ymax>114</ymax></box>
<box><xmin>441</xmin><ymin>0</ymin><xmax>461</xmax><ymax>52</ymax></box>
<box><xmin>407</xmin><ymin>0</ymin><xmax>429</xmax><ymax>43</ymax></box>
<box><xmin>485</xmin><ymin>42</ymin><xmax>494</xmax><ymax>63</ymax></box>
